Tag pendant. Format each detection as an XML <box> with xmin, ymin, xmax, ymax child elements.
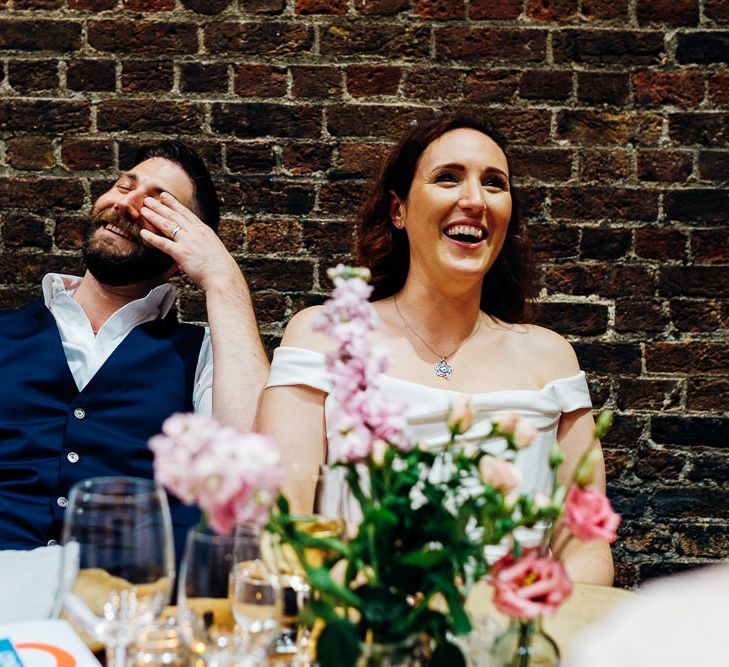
<box><xmin>435</xmin><ymin>358</ymin><xmax>453</xmax><ymax>379</ymax></box>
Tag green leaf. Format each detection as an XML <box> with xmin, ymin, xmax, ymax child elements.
<box><xmin>363</xmin><ymin>506</ymin><xmax>399</xmax><ymax>526</ymax></box>
<box><xmin>431</xmin><ymin>641</ymin><xmax>466</xmax><ymax>667</ymax></box>
<box><xmin>398</xmin><ymin>549</ymin><xmax>447</xmax><ymax>568</ymax></box>
<box><xmin>316</xmin><ymin>619</ymin><xmax>361</xmax><ymax>667</ymax></box>
<box><xmin>308</xmin><ymin>567</ymin><xmax>362</xmax><ymax>607</ymax></box>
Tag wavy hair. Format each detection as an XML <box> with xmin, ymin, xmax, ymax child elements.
<box><xmin>357</xmin><ymin>114</ymin><xmax>536</xmax><ymax>323</ymax></box>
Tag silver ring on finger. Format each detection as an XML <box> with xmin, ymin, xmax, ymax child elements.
<box><xmin>170</xmin><ymin>225</ymin><xmax>182</xmax><ymax>241</ymax></box>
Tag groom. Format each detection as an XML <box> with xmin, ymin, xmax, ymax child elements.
<box><xmin>0</xmin><ymin>140</ymin><xmax>269</xmax><ymax>564</ymax></box>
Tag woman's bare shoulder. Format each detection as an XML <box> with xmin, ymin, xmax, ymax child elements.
<box><xmin>280</xmin><ymin>306</ymin><xmax>335</xmax><ymax>354</ymax></box>
<box><xmin>502</xmin><ymin>321</ymin><xmax>581</xmax><ymax>379</ymax></box>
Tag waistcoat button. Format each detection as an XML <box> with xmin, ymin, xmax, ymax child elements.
<box><xmin>67</xmin><ymin>451</ymin><xmax>79</xmax><ymax>463</ymax></box>
<box><xmin>73</xmin><ymin>408</ymin><xmax>86</xmax><ymax>419</ymax></box>
<box><xmin>57</xmin><ymin>496</ymin><xmax>68</xmax><ymax>508</ymax></box>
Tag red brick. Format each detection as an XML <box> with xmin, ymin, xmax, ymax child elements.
<box><xmin>578</xmin><ymin>148</ymin><xmax>631</xmax><ymax>182</ymax></box>
<box><xmin>295</xmin><ymin>0</ymin><xmax>347</xmax><ymax>14</ymax></box>
<box><xmin>616</xmin><ymin>378</ymin><xmax>681</xmax><ymax>411</ymax></box>
<box><xmin>327</xmin><ymin>105</ymin><xmax>432</xmax><ymax>138</ymax></box>
<box><xmin>1</xmin><ymin>213</ymin><xmax>52</xmax><ymax>249</ymax></box>
<box><xmin>353</xmin><ymin>0</ymin><xmax>409</xmax><ymax>14</ymax></box>
<box><xmin>698</xmin><ymin>151</ymin><xmax>729</xmax><ymax>181</ymax></box>
<box><xmin>551</xmin><ymin>187</ymin><xmax>659</xmax><ymax>221</ymax></box>
<box><xmin>238</xmin><ymin>0</ymin><xmax>284</xmax><ymax>12</ymax></box>
<box><xmin>634</xmin><ymin>228</ymin><xmax>687</xmax><ymax>261</ymax></box>
<box><xmin>181</xmin><ymin>63</ymin><xmax>229</xmax><ymax>93</ymax></box>
<box><xmin>121</xmin><ymin>61</ymin><xmax>173</xmax><ymax>93</ymax></box>
<box><xmin>0</xmin><ymin>100</ymin><xmax>90</xmax><ymax>133</ymax></box>
<box><xmin>669</xmin><ymin>113</ymin><xmax>729</xmax><ymax>146</ymax></box>
<box><xmin>318</xmin><ymin>180</ymin><xmax>367</xmax><ymax>214</ymax></box>
<box><xmin>536</xmin><ymin>302</ymin><xmax>608</xmax><ymax>336</ymax></box>
<box><xmin>67</xmin><ymin>0</ymin><xmax>116</xmax><ymax>8</ymax></box>
<box><xmin>281</xmin><ymin>144</ymin><xmax>332</xmax><ymax>175</ymax></box>
<box><xmin>212</xmin><ymin>103</ymin><xmax>321</xmax><ymax>139</ymax></box>
<box><xmin>206</xmin><ymin>22</ymin><xmax>314</xmax><ymax>56</ymax></box>
<box><xmin>615</xmin><ymin>299</ymin><xmax>670</xmax><ymax>334</ymax></box>
<box><xmin>510</xmin><ymin>147</ymin><xmax>572</xmax><ymax>181</ymax></box>
<box><xmin>61</xmin><ymin>139</ymin><xmax>114</xmax><ymax>171</ymax></box>
<box><xmin>0</xmin><ymin>0</ymin><xmax>62</xmax><ymax>6</ymax></box>
<box><xmin>321</xmin><ymin>22</ymin><xmax>430</xmax><ymax>58</ymax></box>
<box><xmin>0</xmin><ymin>177</ymin><xmax>84</xmax><ymax>210</ymax></box>
<box><xmin>291</xmin><ymin>67</ymin><xmax>342</xmax><ymax>98</ymax></box>
<box><xmin>495</xmin><ymin>109</ymin><xmax>551</xmax><ymax>143</ymax></box>
<box><xmin>403</xmin><ymin>68</ymin><xmax>463</xmax><ymax>100</ymax></box>
<box><xmin>520</xmin><ymin>69</ymin><xmax>572</xmax><ymax>100</ymax></box>
<box><xmin>124</xmin><ymin>0</ymin><xmax>175</xmax><ymax>9</ymax></box>
<box><xmin>234</xmin><ymin>65</ymin><xmax>287</xmax><ymax>97</ymax></box>
<box><xmin>576</xmin><ymin>71</ymin><xmax>629</xmax><ymax>104</ymax></box>
<box><xmin>691</xmin><ymin>229</ymin><xmax>729</xmax><ymax>262</ymax></box>
<box><xmin>226</xmin><ymin>142</ymin><xmax>277</xmax><ymax>175</ymax></box>
<box><xmin>647</xmin><ymin>343</ymin><xmax>729</xmax><ymax>374</ymax></box>
<box><xmin>637</xmin><ymin>150</ymin><xmax>693</xmax><ymax>182</ymax></box>
<box><xmin>336</xmin><ymin>142</ymin><xmax>390</xmax><ymax>177</ymax></box>
<box><xmin>557</xmin><ymin>29</ymin><xmax>664</xmax><ymax>65</ymax></box>
<box><xmin>527</xmin><ymin>223</ymin><xmax>579</xmax><ymax>260</ymax></box>
<box><xmin>468</xmin><ymin>0</ymin><xmax>521</xmax><ymax>19</ymax></box>
<box><xmin>182</xmin><ymin>0</ymin><xmax>234</xmax><ymax>13</ymax></box>
<box><xmin>247</xmin><ymin>219</ymin><xmax>302</xmax><ymax>254</ymax></box>
<box><xmin>670</xmin><ymin>299</ymin><xmax>722</xmax><ymax>332</ymax></box>
<box><xmin>636</xmin><ymin>0</ymin><xmax>699</xmax><ymax>26</ymax></box>
<box><xmin>6</xmin><ymin>136</ymin><xmax>55</xmax><ymax>171</ymax></box>
<box><xmin>0</xmin><ymin>19</ymin><xmax>81</xmax><ymax>52</ymax></box>
<box><xmin>677</xmin><ymin>32</ymin><xmax>729</xmax><ymax>64</ymax></box>
<box><xmin>705</xmin><ymin>0</ymin><xmax>729</xmax><ymax>23</ymax></box>
<box><xmin>632</xmin><ymin>71</ymin><xmax>704</xmax><ymax>107</ymax></box>
<box><xmin>88</xmin><ymin>21</ymin><xmax>198</xmax><ymax>54</ymax></box>
<box><xmin>580</xmin><ymin>227</ymin><xmax>631</xmax><ymax>260</ymax></box>
<box><xmin>665</xmin><ymin>189</ymin><xmax>728</xmax><ymax>224</ymax></box>
<box><xmin>54</xmin><ymin>215</ymin><xmax>88</xmax><ymax>250</ymax></box>
<box><xmin>557</xmin><ymin>111</ymin><xmax>662</xmax><ymax>145</ymax></box>
<box><xmin>66</xmin><ymin>59</ymin><xmax>115</xmax><ymax>92</ymax></box>
<box><xmin>581</xmin><ymin>0</ymin><xmax>628</xmax><ymax>20</ymax></box>
<box><xmin>687</xmin><ymin>379</ymin><xmax>729</xmax><ymax>411</ymax></box>
<box><xmin>660</xmin><ymin>266</ymin><xmax>729</xmax><ymax>298</ymax></box>
<box><xmin>526</xmin><ymin>0</ymin><xmax>578</xmax><ymax>21</ymax></box>
<box><xmin>464</xmin><ymin>70</ymin><xmax>518</xmax><ymax>102</ymax></box>
<box><xmin>8</xmin><ymin>60</ymin><xmax>58</xmax><ymax>92</ymax></box>
<box><xmin>414</xmin><ymin>0</ymin><xmax>465</xmax><ymax>19</ymax></box>
<box><xmin>543</xmin><ymin>264</ymin><xmax>656</xmax><ymax>298</ymax></box>
<box><xmin>436</xmin><ymin>27</ymin><xmax>547</xmax><ymax>62</ymax></box>
<box><xmin>97</xmin><ymin>100</ymin><xmax>205</xmax><ymax>133</ymax></box>
<box><xmin>346</xmin><ymin>66</ymin><xmax>401</xmax><ymax>97</ymax></box>
<box><xmin>303</xmin><ymin>219</ymin><xmax>357</xmax><ymax>259</ymax></box>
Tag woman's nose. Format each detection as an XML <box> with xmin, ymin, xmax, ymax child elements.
<box><xmin>458</xmin><ymin>180</ymin><xmax>485</xmax><ymax>212</ymax></box>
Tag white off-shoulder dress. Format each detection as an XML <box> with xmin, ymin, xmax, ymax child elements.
<box><xmin>266</xmin><ymin>346</ymin><xmax>593</xmax><ymax>557</ymax></box>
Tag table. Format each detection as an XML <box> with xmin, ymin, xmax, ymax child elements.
<box><xmin>466</xmin><ymin>581</ymin><xmax>633</xmax><ymax>652</ymax></box>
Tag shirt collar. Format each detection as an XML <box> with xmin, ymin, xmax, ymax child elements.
<box><xmin>41</xmin><ymin>273</ymin><xmax>178</xmax><ymax>318</ymax></box>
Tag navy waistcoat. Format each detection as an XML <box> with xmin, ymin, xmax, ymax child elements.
<box><xmin>0</xmin><ymin>298</ymin><xmax>203</xmax><ymax>562</ymax></box>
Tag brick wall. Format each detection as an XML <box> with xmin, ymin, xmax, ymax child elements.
<box><xmin>1</xmin><ymin>0</ymin><xmax>727</xmax><ymax>587</ymax></box>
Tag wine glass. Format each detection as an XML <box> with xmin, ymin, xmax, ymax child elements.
<box><xmin>177</xmin><ymin>529</ymin><xmax>241</xmax><ymax>667</ymax></box>
<box><xmin>263</xmin><ymin>464</ymin><xmax>347</xmax><ymax>661</ymax></box>
<box><xmin>57</xmin><ymin>476</ymin><xmax>175</xmax><ymax>667</ymax></box>
<box><xmin>232</xmin><ymin>523</ymin><xmax>282</xmax><ymax>662</ymax></box>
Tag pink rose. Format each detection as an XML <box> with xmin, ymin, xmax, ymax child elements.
<box><xmin>492</xmin><ymin>412</ymin><xmax>518</xmax><ymax>434</ymax></box>
<box><xmin>448</xmin><ymin>396</ymin><xmax>474</xmax><ymax>435</ymax></box>
<box><xmin>491</xmin><ymin>549</ymin><xmax>573</xmax><ymax>620</ymax></box>
<box><xmin>563</xmin><ymin>485</ymin><xmax>620</xmax><ymax>543</ymax></box>
<box><xmin>513</xmin><ymin>418</ymin><xmax>538</xmax><ymax>449</ymax></box>
<box><xmin>479</xmin><ymin>456</ymin><xmax>522</xmax><ymax>492</ymax></box>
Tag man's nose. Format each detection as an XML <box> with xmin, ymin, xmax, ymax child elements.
<box><xmin>114</xmin><ymin>189</ymin><xmax>145</xmax><ymax>220</ymax></box>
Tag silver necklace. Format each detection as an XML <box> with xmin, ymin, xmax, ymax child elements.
<box><xmin>393</xmin><ymin>295</ymin><xmax>482</xmax><ymax>380</ymax></box>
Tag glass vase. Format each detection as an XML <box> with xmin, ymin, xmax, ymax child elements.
<box><xmin>490</xmin><ymin>618</ymin><xmax>559</xmax><ymax>667</ymax></box>
<box><xmin>356</xmin><ymin>635</ymin><xmax>429</xmax><ymax>667</ymax></box>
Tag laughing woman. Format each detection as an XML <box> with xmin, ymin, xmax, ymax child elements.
<box><xmin>257</xmin><ymin>115</ymin><xmax>614</xmax><ymax>585</ymax></box>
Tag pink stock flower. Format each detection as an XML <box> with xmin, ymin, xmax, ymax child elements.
<box><xmin>479</xmin><ymin>456</ymin><xmax>522</xmax><ymax>492</ymax></box>
<box><xmin>491</xmin><ymin>549</ymin><xmax>573</xmax><ymax>620</ymax></box>
<box><xmin>492</xmin><ymin>412</ymin><xmax>518</xmax><ymax>434</ymax></box>
<box><xmin>563</xmin><ymin>485</ymin><xmax>620</xmax><ymax>543</ymax></box>
<box><xmin>149</xmin><ymin>413</ymin><xmax>282</xmax><ymax>535</ymax></box>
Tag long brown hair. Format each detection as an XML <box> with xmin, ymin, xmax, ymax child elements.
<box><xmin>357</xmin><ymin>114</ymin><xmax>537</xmax><ymax>323</ymax></box>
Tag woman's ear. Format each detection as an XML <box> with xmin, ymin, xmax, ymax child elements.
<box><xmin>389</xmin><ymin>192</ymin><xmax>405</xmax><ymax>230</ymax></box>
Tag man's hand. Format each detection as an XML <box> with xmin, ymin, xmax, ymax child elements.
<box><xmin>139</xmin><ymin>193</ymin><xmax>242</xmax><ymax>294</ymax></box>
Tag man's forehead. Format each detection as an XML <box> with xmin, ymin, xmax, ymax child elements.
<box><xmin>124</xmin><ymin>157</ymin><xmax>194</xmax><ymax>203</ymax></box>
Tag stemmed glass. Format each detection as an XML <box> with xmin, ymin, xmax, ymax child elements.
<box><xmin>57</xmin><ymin>476</ymin><xmax>175</xmax><ymax>667</ymax></box>
<box><xmin>177</xmin><ymin>525</ymin><xmax>281</xmax><ymax>667</ymax></box>
<box><xmin>263</xmin><ymin>464</ymin><xmax>347</xmax><ymax>662</ymax></box>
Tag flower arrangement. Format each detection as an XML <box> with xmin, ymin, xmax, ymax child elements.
<box><xmin>149</xmin><ymin>412</ymin><xmax>282</xmax><ymax>535</ymax></box>
<box><xmin>266</xmin><ymin>266</ymin><xmax>620</xmax><ymax>667</ymax></box>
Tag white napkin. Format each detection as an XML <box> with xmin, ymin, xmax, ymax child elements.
<box><xmin>0</xmin><ymin>545</ymin><xmax>64</xmax><ymax>623</ymax></box>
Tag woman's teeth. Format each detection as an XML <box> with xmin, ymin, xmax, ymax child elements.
<box><xmin>445</xmin><ymin>225</ymin><xmax>484</xmax><ymax>241</ymax></box>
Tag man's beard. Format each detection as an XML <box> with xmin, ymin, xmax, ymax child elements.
<box><xmin>82</xmin><ymin>209</ymin><xmax>175</xmax><ymax>286</ymax></box>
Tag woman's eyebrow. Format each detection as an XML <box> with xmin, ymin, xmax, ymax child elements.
<box><xmin>428</xmin><ymin>163</ymin><xmax>509</xmax><ymax>177</ymax></box>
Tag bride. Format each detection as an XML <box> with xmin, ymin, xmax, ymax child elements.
<box><xmin>256</xmin><ymin>114</ymin><xmax>614</xmax><ymax>585</ymax></box>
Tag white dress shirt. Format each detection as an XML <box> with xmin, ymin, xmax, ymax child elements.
<box><xmin>41</xmin><ymin>273</ymin><xmax>213</xmax><ymax>414</ymax></box>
